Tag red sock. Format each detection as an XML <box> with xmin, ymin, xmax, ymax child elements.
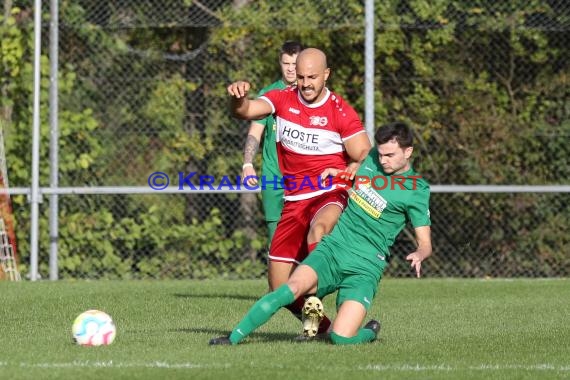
<box><xmin>285</xmin><ymin>297</ymin><xmax>306</xmax><ymax>321</ymax></box>
<box><xmin>308</xmin><ymin>242</ymin><xmax>317</xmax><ymax>253</ymax></box>
<box><xmin>318</xmin><ymin>316</ymin><xmax>332</xmax><ymax>334</ymax></box>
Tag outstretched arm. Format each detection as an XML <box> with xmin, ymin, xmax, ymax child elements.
<box><xmin>227</xmin><ymin>81</ymin><xmax>273</xmax><ymax>120</ymax></box>
<box><xmin>406</xmin><ymin>226</ymin><xmax>432</xmax><ymax>278</ymax></box>
<box><xmin>342</xmin><ymin>133</ymin><xmax>372</xmax><ymax>180</ymax></box>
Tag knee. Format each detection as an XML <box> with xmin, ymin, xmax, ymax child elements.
<box><xmin>286</xmin><ymin>281</ymin><xmax>305</xmax><ymax>300</ymax></box>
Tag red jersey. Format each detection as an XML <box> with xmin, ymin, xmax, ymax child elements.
<box><xmin>260</xmin><ymin>87</ymin><xmax>366</xmax><ymax>201</ymax></box>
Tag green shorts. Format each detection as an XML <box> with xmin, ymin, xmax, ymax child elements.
<box><xmin>302</xmin><ymin>239</ymin><xmax>387</xmax><ymax>311</ymax></box>
<box><xmin>261</xmin><ymin>187</ymin><xmax>284</xmax><ymax>229</ymax></box>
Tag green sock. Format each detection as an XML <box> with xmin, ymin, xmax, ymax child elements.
<box><xmin>228</xmin><ymin>284</ymin><xmax>295</xmax><ymax>344</ymax></box>
<box><xmin>329</xmin><ymin>327</ymin><xmax>377</xmax><ymax>345</ymax></box>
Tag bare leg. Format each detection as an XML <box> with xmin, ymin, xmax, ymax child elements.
<box><xmin>268</xmin><ymin>261</ymin><xmax>296</xmax><ymax>291</ymax></box>
<box><xmin>213</xmin><ymin>265</ymin><xmax>319</xmax><ymax>345</ymax></box>
<box><xmin>331</xmin><ymin>300</ymin><xmax>367</xmax><ymax>337</ymax></box>
<box><xmin>329</xmin><ymin>300</ymin><xmax>379</xmax><ymax>345</ymax></box>
<box><xmin>307</xmin><ymin>203</ymin><xmax>343</xmax><ymax>244</ymax></box>
<box><xmin>267</xmin><ymin>260</ymin><xmax>306</xmax><ymax>320</ymax></box>
<box><xmin>306</xmin><ymin>203</ymin><xmax>343</xmax><ymax>333</ymax></box>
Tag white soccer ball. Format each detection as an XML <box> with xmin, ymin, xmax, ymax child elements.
<box><xmin>72</xmin><ymin>309</ymin><xmax>116</xmax><ymax>346</ymax></box>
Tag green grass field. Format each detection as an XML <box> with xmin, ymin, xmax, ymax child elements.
<box><xmin>1</xmin><ymin>278</ymin><xmax>569</xmax><ymax>380</ymax></box>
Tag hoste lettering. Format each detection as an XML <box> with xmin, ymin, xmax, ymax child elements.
<box><xmin>281</xmin><ymin>125</ymin><xmax>320</xmax><ymax>144</ymax></box>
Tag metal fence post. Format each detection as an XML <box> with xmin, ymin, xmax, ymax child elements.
<box><xmin>49</xmin><ymin>0</ymin><xmax>60</xmax><ymax>280</ymax></box>
<box><xmin>30</xmin><ymin>0</ymin><xmax>43</xmax><ymax>281</ymax></box>
<box><xmin>365</xmin><ymin>0</ymin><xmax>375</xmax><ymax>142</ymax></box>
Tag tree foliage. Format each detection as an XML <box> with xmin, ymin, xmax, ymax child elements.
<box><xmin>2</xmin><ymin>0</ymin><xmax>568</xmax><ymax>279</ymax></box>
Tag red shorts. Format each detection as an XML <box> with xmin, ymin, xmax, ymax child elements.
<box><xmin>268</xmin><ymin>188</ymin><xmax>349</xmax><ymax>264</ymax></box>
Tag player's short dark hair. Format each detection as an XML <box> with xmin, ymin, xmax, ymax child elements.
<box><xmin>374</xmin><ymin>122</ymin><xmax>414</xmax><ymax>148</ymax></box>
<box><xmin>280</xmin><ymin>41</ymin><xmax>304</xmax><ymax>57</ymax></box>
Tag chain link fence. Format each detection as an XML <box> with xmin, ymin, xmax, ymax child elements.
<box><xmin>4</xmin><ymin>0</ymin><xmax>570</xmax><ymax>279</ymax></box>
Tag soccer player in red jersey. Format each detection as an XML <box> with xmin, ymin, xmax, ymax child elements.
<box><xmin>228</xmin><ymin>48</ymin><xmax>371</xmax><ymax>337</ymax></box>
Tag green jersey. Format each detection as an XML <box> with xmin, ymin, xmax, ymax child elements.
<box><xmin>324</xmin><ymin>148</ymin><xmax>431</xmax><ymax>261</ymax></box>
<box><xmin>256</xmin><ymin>79</ymin><xmax>286</xmax><ymax>187</ymax></box>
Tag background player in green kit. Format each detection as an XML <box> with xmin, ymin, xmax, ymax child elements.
<box><xmin>211</xmin><ymin>121</ymin><xmax>432</xmax><ymax>345</ymax></box>
<box><xmin>242</xmin><ymin>41</ymin><xmax>304</xmax><ymax>242</ymax></box>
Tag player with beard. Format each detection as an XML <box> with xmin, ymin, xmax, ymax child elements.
<box><xmin>227</xmin><ymin>48</ymin><xmax>371</xmax><ymax>339</ymax></box>
<box><xmin>210</xmin><ymin>121</ymin><xmax>432</xmax><ymax>345</ymax></box>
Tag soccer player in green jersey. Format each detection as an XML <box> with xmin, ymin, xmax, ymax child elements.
<box><xmin>242</xmin><ymin>41</ymin><xmax>304</xmax><ymax>242</ymax></box>
<box><xmin>210</xmin><ymin>121</ymin><xmax>432</xmax><ymax>345</ymax></box>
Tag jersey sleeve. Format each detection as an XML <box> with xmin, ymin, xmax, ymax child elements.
<box><xmin>407</xmin><ymin>183</ymin><xmax>431</xmax><ymax>227</ymax></box>
<box><xmin>259</xmin><ymin>88</ymin><xmax>285</xmax><ymax>115</ymax></box>
<box><xmin>333</xmin><ymin>95</ymin><xmax>366</xmax><ymax>140</ymax></box>
<box><xmin>253</xmin><ymin>85</ymin><xmax>279</xmax><ymax>127</ymax></box>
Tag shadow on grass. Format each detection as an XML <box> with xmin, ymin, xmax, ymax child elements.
<box><xmin>171</xmin><ymin>327</ymin><xmax>324</xmax><ymax>344</ymax></box>
<box><xmin>173</xmin><ymin>293</ymin><xmax>260</xmax><ymax>301</ymax></box>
